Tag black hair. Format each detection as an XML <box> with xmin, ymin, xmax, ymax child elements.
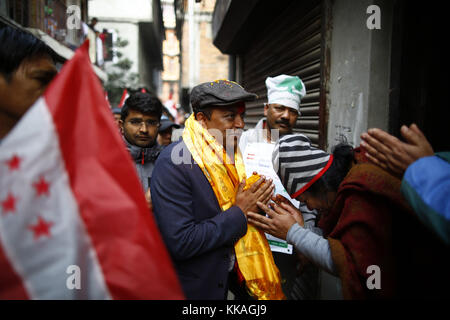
<box><xmin>306</xmin><ymin>143</ymin><xmax>355</xmax><ymax>197</ymax></box>
<box><xmin>193</xmin><ymin>107</ymin><xmax>212</xmax><ymax>120</ymax></box>
<box><xmin>0</xmin><ymin>26</ymin><xmax>56</xmax><ymax>81</ymax></box>
<box><xmin>120</xmin><ymin>92</ymin><xmax>163</xmax><ymax>121</ymax></box>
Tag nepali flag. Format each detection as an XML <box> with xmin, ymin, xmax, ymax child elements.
<box><xmin>0</xmin><ymin>42</ymin><xmax>184</xmax><ymax>299</ymax></box>
<box><xmin>118</xmin><ymin>88</ymin><xmax>129</xmax><ymax>108</ymax></box>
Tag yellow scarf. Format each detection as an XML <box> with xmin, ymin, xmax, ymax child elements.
<box><xmin>182</xmin><ymin>114</ymin><xmax>285</xmax><ymax>300</ymax></box>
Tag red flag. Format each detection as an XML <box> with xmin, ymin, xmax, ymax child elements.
<box><xmin>118</xmin><ymin>88</ymin><xmax>129</xmax><ymax>108</ymax></box>
<box><xmin>0</xmin><ymin>41</ymin><xmax>184</xmax><ymax>299</ymax></box>
<box><xmin>104</xmin><ymin>90</ymin><xmax>111</xmax><ymax>108</ymax></box>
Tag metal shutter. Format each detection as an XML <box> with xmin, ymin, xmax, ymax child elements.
<box><xmin>241</xmin><ymin>0</ymin><xmax>324</xmax><ymax>147</ymax></box>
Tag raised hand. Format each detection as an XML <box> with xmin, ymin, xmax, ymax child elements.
<box><xmin>360</xmin><ymin>124</ymin><xmax>434</xmax><ymax>176</ymax></box>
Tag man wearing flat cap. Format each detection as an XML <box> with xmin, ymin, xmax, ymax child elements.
<box><xmin>150</xmin><ymin>80</ymin><xmax>279</xmax><ymax>300</ymax></box>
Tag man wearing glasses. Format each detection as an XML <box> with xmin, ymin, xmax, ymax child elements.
<box><xmin>120</xmin><ymin>92</ymin><xmax>163</xmax><ymax>200</ymax></box>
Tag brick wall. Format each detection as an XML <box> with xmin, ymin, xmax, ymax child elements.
<box><xmin>198</xmin><ymin>18</ymin><xmax>228</xmax><ymax>83</ymax></box>
<box><xmin>181</xmin><ymin>0</ymin><xmax>228</xmax><ymax>88</ymax></box>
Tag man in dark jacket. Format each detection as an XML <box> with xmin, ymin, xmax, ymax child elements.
<box><xmin>120</xmin><ymin>92</ymin><xmax>163</xmax><ymax>193</ymax></box>
<box><xmin>151</xmin><ymin>80</ymin><xmax>275</xmax><ymax>299</ymax></box>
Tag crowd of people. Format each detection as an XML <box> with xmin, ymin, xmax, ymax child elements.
<box><xmin>1</xmin><ymin>25</ymin><xmax>449</xmax><ymax>300</ymax></box>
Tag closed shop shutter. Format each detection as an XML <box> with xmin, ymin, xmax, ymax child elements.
<box><xmin>241</xmin><ymin>0</ymin><xmax>324</xmax><ymax>147</ymax></box>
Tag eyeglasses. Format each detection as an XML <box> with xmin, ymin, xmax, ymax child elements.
<box><xmin>127</xmin><ymin>119</ymin><xmax>161</xmax><ymax>128</ymax></box>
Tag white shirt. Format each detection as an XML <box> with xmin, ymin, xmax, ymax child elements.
<box><xmin>239</xmin><ymin>118</ymin><xmax>272</xmax><ymax>154</ymax></box>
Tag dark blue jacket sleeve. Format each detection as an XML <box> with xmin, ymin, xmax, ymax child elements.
<box><xmin>150</xmin><ymin>147</ymin><xmax>247</xmax><ymax>261</ymax></box>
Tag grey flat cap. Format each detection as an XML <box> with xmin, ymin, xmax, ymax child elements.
<box><xmin>190</xmin><ymin>79</ymin><xmax>257</xmax><ymax>110</ymax></box>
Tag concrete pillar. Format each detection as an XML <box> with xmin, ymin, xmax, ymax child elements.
<box><xmin>326</xmin><ymin>0</ymin><xmax>394</xmax><ymax>149</ymax></box>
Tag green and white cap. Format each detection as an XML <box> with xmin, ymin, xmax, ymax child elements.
<box><xmin>266</xmin><ymin>75</ymin><xmax>306</xmax><ymax>113</ymax></box>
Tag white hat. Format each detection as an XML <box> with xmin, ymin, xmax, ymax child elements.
<box><xmin>265</xmin><ymin>75</ymin><xmax>306</xmax><ymax>113</ymax></box>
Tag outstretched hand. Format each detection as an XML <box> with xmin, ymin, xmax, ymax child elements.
<box><xmin>360</xmin><ymin>124</ymin><xmax>434</xmax><ymax>177</ymax></box>
<box><xmin>247</xmin><ymin>201</ymin><xmax>303</xmax><ymax>240</ymax></box>
<box><xmin>272</xmin><ymin>194</ymin><xmax>305</xmax><ymax>227</ymax></box>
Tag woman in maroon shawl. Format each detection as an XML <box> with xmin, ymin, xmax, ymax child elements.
<box><xmin>247</xmin><ymin>134</ymin><xmax>450</xmax><ymax>299</ymax></box>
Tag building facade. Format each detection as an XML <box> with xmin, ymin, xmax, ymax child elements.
<box><xmin>1</xmin><ymin>0</ymin><xmax>107</xmax><ymax>81</ymax></box>
<box><xmin>88</xmin><ymin>0</ymin><xmax>165</xmax><ymax>95</ymax></box>
<box><xmin>177</xmin><ymin>0</ymin><xmax>229</xmax><ymax>113</ymax></box>
<box><xmin>160</xmin><ymin>0</ymin><xmax>180</xmax><ymax>118</ymax></box>
<box><xmin>212</xmin><ymin>0</ymin><xmax>449</xmax><ymax>152</ymax></box>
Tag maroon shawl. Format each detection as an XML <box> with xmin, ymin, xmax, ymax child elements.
<box><xmin>318</xmin><ymin>148</ymin><xmax>413</xmax><ymax>299</ymax></box>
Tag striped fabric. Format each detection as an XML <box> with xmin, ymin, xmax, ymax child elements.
<box><xmin>273</xmin><ymin>134</ymin><xmax>332</xmax><ymax>198</ymax></box>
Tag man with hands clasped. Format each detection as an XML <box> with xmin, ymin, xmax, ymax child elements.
<box><xmin>151</xmin><ymin>80</ymin><xmax>277</xmax><ymax>300</ymax></box>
